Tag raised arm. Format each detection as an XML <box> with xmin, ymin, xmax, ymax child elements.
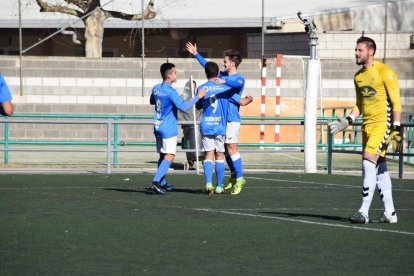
<box><xmin>185</xmin><ymin>42</ymin><xmax>208</xmax><ymax>67</ymax></box>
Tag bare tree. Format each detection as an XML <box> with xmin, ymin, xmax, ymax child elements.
<box><xmin>35</xmin><ymin>0</ymin><xmax>156</xmax><ymax>57</ymax></box>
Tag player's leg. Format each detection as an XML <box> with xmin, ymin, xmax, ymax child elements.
<box><xmin>228</xmin><ymin>143</ymin><xmax>246</xmax><ymax>195</ymax></box>
<box><xmin>225</xmin><ymin>152</ymin><xmax>236</xmax><ymax>185</ymax></box>
<box><xmin>157</xmin><ymin>158</ymin><xmax>173</xmax><ymax>191</ymax></box>
<box><xmin>371</xmin><ymin>157</ymin><xmax>397</xmax><ymax>223</ymax></box>
<box><xmin>350</xmin><ymin>124</ymin><xmax>384</xmax><ymax>223</ymax></box>
<box><xmin>202</xmin><ymin>136</ymin><xmax>215</xmax><ymax>194</ymax></box>
<box><xmin>214</xmin><ymin>135</ymin><xmax>226</xmax><ymax>194</ymax></box>
<box><xmin>150</xmin><ymin>137</ymin><xmax>176</xmax><ymax>195</ymax></box>
<box><xmin>224</xmin><ymin>122</ymin><xmax>236</xmax><ymax>190</ymax></box>
<box><xmin>225</xmin><ymin>122</ymin><xmax>245</xmax><ymax>193</ymax></box>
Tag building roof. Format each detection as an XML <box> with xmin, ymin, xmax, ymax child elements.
<box><xmin>0</xmin><ymin>0</ymin><xmax>412</xmax><ymax>31</ymax></box>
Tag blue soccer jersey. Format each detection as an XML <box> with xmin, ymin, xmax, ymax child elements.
<box><xmin>194</xmin><ymin>54</ymin><xmax>245</xmax><ymax>123</ymax></box>
<box><xmin>218</xmin><ymin>72</ymin><xmax>244</xmax><ymax>122</ymax></box>
<box><xmin>197</xmin><ymin>81</ymin><xmax>232</xmax><ymax>136</ymax></box>
<box><xmin>0</xmin><ymin>74</ymin><xmax>12</xmax><ymax>103</ymax></box>
<box><xmin>151</xmin><ymin>82</ymin><xmax>199</xmax><ymax>138</ymax></box>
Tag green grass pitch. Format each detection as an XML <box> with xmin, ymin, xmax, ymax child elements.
<box><xmin>1</xmin><ymin>173</ymin><xmax>413</xmax><ymax>275</ymax></box>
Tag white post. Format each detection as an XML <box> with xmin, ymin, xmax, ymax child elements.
<box><xmin>304</xmin><ymin>59</ymin><xmax>320</xmax><ymax>173</ymax></box>
<box><xmin>190</xmin><ymin>76</ymin><xmax>200</xmax><ymax>174</ymax></box>
<box><xmin>298</xmin><ymin>11</ymin><xmax>319</xmax><ymax>173</ymax></box>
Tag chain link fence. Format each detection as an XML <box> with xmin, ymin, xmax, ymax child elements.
<box><xmin>0</xmin><ymin>0</ymin><xmax>412</xmax><ymax>59</ymax></box>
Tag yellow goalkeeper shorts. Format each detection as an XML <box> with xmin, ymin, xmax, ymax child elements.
<box><xmin>362</xmin><ymin>122</ymin><xmax>390</xmax><ymax>157</ymax></box>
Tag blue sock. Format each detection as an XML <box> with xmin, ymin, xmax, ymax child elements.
<box><xmin>157</xmin><ymin>159</ymin><xmax>167</xmax><ymax>185</ymax></box>
<box><xmin>203</xmin><ymin>160</ymin><xmax>213</xmax><ymax>184</ymax></box>
<box><xmin>215</xmin><ymin>160</ymin><xmax>225</xmax><ymax>187</ymax></box>
<box><xmin>225</xmin><ymin>154</ymin><xmax>236</xmax><ymax>178</ymax></box>
<box><xmin>153</xmin><ymin>160</ymin><xmax>171</xmax><ymax>183</ymax></box>
<box><xmin>231</xmin><ymin>152</ymin><xmax>243</xmax><ymax>179</ymax></box>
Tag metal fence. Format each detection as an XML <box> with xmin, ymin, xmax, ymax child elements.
<box><xmin>1</xmin><ymin>115</ymin><xmax>413</xmax><ymax>178</ymax></box>
<box><xmin>0</xmin><ymin>1</ymin><xmax>413</xmax><ymax>58</ymax></box>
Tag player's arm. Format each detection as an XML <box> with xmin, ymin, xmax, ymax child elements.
<box><xmin>328</xmin><ymin>82</ymin><xmax>360</xmax><ymax>134</ymax></box>
<box><xmin>185</xmin><ymin>42</ymin><xmax>208</xmax><ymax>67</ymax></box>
<box><xmin>0</xmin><ymin>74</ymin><xmax>13</xmax><ymax>116</ymax></box>
<box><xmin>173</xmin><ymin>89</ymin><xmax>206</xmax><ymax>112</ymax></box>
<box><xmin>0</xmin><ymin>101</ymin><xmax>13</xmax><ymax>116</ymax></box>
<box><xmin>195</xmin><ymin>87</ymin><xmax>205</xmax><ymax>110</ymax></box>
<box><xmin>149</xmin><ymin>92</ymin><xmax>155</xmax><ymax>105</ymax></box>
<box><xmin>383</xmin><ymin>68</ymin><xmax>402</xmax><ymax>124</ymax></box>
<box><xmin>383</xmin><ymin>68</ymin><xmax>403</xmax><ymax>151</ymax></box>
<box><xmin>238</xmin><ymin>96</ymin><xmax>253</xmax><ymax>106</ymax></box>
<box><xmin>215</xmin><ymin>76</ymin><xmax>244</xmax><ymax>89</ymax></box>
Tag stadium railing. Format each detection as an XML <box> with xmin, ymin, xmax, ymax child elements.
<box><xmin>326</xmin><ymin>120</ymin><xmax>414</xmax><ymax>179</ymax></box>
<box><xmin>0</xmin><ymin>113</ymin><xmax>413</xmax><ymax>177</ymax></box>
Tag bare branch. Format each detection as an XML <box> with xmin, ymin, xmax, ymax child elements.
<box><xmin>103</xmin><ymin>0</ymin><xmax>156</xmax><ymax>21</ymax></box>
<box><xmin>63</xmin><ymin>0</ymin><xmax>86</xmax><ymax>10</ymax></box>
<box><xmin>35</xmin><ymin>0</ymin><xmax>83</xmax><ymax>17</ymax></box>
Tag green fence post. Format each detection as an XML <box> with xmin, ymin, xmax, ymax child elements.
<box><xmin>4</xmin><ymin>117</ymin><xmax>9</xmax><ymax>165</ymax></box>
<box><xmin>408</xmin><ymin>114</ymin><xmax>413</xmax><ymax>163</ymax></box>
<box><xmin>113</xmin><ymin>117</ymin><xmax>119</xmax><ymax>168</ymax></box>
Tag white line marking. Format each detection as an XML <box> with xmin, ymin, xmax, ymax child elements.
<box><xmin>245</xmin><ymin>176</ymin><xmax>414</xmax><ymax>192</ymax></box>
<box><xmin>279</xmin><ymin>153</ymin><xmax>303</xmax><ymax>161</ymax></box>
<box><xmin>194</xmin><ymin>208</ymin><xmax>414</xmax><ymax>236</ymax></box>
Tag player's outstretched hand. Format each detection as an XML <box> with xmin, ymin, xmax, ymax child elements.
<box><xmin>328</xmin><ymin>116</ymin><xmax>349</xmax><ymax>135</ymax></box>
<box><xmin>186</xmin><ymin>42</ymin><xmax>197</xmax><ymax>55</ymax></box>
<box><xmin>239</xmin><ymin>96</ymin><xmax>253</xmax><ymax>106</ymax></box>
<box><xmin>197</xmin><ymin>88</ymin><xmax>207</xmax><ymax>98</ymax></box>
<box><xmin>214</xmin><ymin>78</ymin><xmax>226</xmax><ymax>84</ymax></box>
<box><xmin>385</xmin><ymin>126</ymin><xmax>403</xmax><ymax>153</ymax></box>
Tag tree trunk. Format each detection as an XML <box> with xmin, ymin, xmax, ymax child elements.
<box><xmin>84</xmin><ymin>8</ymin><xmax>107</xmax><ymax>58</ymax></box>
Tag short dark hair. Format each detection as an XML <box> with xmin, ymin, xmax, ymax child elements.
<box><xmin>205</xmin><ymin>62</ymin><xmax>219</xmax><ymax>79</ymax></box>
<box><xmin>224</xmin><ymin>50</ymin><xmax>242</xmax><ymax>68</ymax></box>
<box><xmin>356</xmin><ymin>36</ymin><xmax>377</xmax><ymax>55</ymax></box>
<box><xmin>160</xmin><ymin>62</ymin><xmax>175</xmax><ymax>80</ymax></box>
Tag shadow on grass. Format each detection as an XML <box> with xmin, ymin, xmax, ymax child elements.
<box><xmin>261</xmin><ymin>211</ymin><xmax>348</xmax><ymax>222</ymax></box>
<box><xmin>104</xmin><ymin>188</ymin><xmax>154</xmax><ymax>195</ymax></box>
<box><xmin>168</xmin><ymin>188</ymin><xmax>204</xmax><ymax>194</ymax></box>
<box><xmin>145</xmin><ymin>161</ymin><xmax>187</xmax><ymax>170</ymax></box>
<box><xmin>104</xmin><ymin>187</ymin><xmax>204</xmax><ymax>195</ymax></box>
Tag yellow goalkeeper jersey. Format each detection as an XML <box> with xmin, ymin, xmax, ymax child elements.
<box><xmin>353</xmin><ymin>61</ymin><xmax>402</xmax><ymax>125</ymax></box>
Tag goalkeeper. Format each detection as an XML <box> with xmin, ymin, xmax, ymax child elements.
<box><xmin>328</xmin><ymin>37</ymin><xmax>402</xmax><ymax>224</ymax></box>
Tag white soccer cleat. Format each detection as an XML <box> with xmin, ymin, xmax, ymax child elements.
<box><xmin>370</xmin><ymin>212</ymin><xmax>398</xmax><ymax>223</ymax></box>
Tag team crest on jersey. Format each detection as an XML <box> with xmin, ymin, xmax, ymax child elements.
<box><xmin>359</xmin><ymin>86</ymin><xmax>376</xmax><ymax>97</ymax></box>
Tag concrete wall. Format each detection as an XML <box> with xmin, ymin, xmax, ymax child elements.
<box><xmin>0</xmin><ymin>53</ymin><xmax>413</xmax><ymax>144</ymax></box>
<box><xmin>247</xmin><ymin>32</ymin><xmax>414</xmax><ymax>59</ymax></box>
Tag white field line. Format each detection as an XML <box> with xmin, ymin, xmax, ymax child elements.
<box><xmin>279</xmin><ymin>153</ymin><xmax>303</xmax><ymax>161</ymax></box>
<box><xmin>194</xmin><ymin>208</ymin><xmax>414</xmax><ymax>236</ymax></box>
<box><xmin>245</xmin><ymin>176</ymin><xmax>414</xmax><ymax>192</ymax></box>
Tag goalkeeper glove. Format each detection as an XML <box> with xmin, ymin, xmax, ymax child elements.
<box><xmin>385</xmin><ymin>125</ymin><xmax>402</xmax><ymax>153</ymax></box>
<box><xmin>328</xmin><ymin>116</ymin><xmax>353</xmax><ymax>135</ymax></box>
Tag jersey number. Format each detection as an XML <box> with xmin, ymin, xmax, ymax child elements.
<box><xmin>209</xmin><ymin>95</ymin><xmax>218</xmax><ymax>114</ymax></box>
<box><xmin>156</xmin><ymin>99</ymin><xmax>162</xmax><ymax>119</ymax></box>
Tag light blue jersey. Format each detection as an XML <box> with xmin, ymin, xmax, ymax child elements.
<box><xmin>194</xmin><ymin>54</ymin><xmax>245</xmax><ymax>122</ymax></box>
<box><xmin>197</xmin><ymin>81</ymin><xmax>232</xmax><ymax>136</ymax></box>
<box><xmin>218</xmin><ymin>72</ymin><xmax>244</xmax><ymax>122</ymax></box>
<box><xmin>0</xmin><ymin>74</ymin><xmax>12</xmax><ymax>103</ymax></box>
<box><xmin>151</xmin><ymin>82</ymin><xmax>199</xmax><ymax>138</ymax></box>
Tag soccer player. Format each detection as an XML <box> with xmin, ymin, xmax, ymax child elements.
<box><xmin>0</xmin><ymin>73</ymin><xmax>13</xmax><ymax>116</ymax></box>
<box><xmin>196</xmin><ymin>62</ymin><xmax>234</xmax><ymax>194</ymax></box>
<box><xmin>186</xmin><ymin>42</ymin><xmax>253</xmax><ymax>195</ymax></box>
<box><xmin>149</xmin><ymin>63</ymin><xmax>206</xmax><ymax>195</ymax></box>
<box><xmin>328</xmin><ymin>37</ymin><xmax>402</xmax><ymax>223</ymax></box>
